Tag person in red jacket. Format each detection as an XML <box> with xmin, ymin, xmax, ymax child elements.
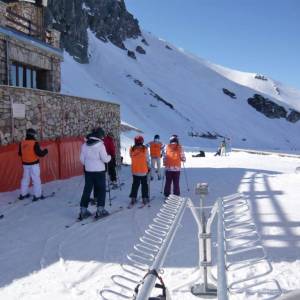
<box><xmin>103</xmin><ymin>132</ymin><xmax>117</xmax><ymax>188</ymax></box>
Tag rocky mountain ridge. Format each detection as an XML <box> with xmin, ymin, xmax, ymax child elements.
<box><xmin>45</xmin><ymin>0</ymin><xmax>141</xmax><ymax>63</ymax></box>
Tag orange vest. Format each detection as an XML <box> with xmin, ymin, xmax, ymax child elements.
<box><xmin>149</xmin><ymin>142</ymin><xmax>161</xmax><ymax>158</ymax></box>
<box><xmin>130</xmin><ymin>146</ymin><xmax>148</xmax><ymax>174</ymax></box>
<box><xmin>165</xmin><ymin>144</ymin><xmax>182</xmax><ymax>168</ymax></box>
<box><xmin>21</xmin><ymin>140</ymin><xmax>38</xmax><ymax>163</ymax></box>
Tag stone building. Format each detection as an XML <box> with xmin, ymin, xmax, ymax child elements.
<box><xmin>0</xmin><ymin>0</ymin><xmax>120</xmax><ymax>147</ymax></box>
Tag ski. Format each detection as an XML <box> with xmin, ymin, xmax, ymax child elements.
<box><xmin>65</xmin><ymin>206</ymin><xmax>124</xmax><ymax>228</ymax></box>
<box><xmin>24</xmin><ymin>192</ymin><xmax>56</xmax><ymax>206</ymax></box>
<box><xmin>138</xmin><ymin>196</ymin><xmax>155</xmax><ymax>209</ymax></box>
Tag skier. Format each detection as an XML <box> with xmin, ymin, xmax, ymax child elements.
<box><xmin>163</xmin><ymin>134</ymin><xmax>186</xmax><ymax>198</ymax></box>
<box><xmin>18</xmin><ymin>128</ymin><xmax>48</xmax><ymax>201</ymax></box>
<box><xmin>103</xmin><ymin>132</ymin><xmax>117</xmax><ymax>188</ymax></box>
<box><xmin>147</xmin><ymin>134</ymin><xmax>163</xmax><ymax>180</ymax></box>
<box><xmin>129</xmin><ymin>135</ymin><xmax>150</xmax><ymax>207</ymax></box>
<box><xmin>79</xmin><ymin>127</ymin><xmax>111</xmax><ymax>219</ymax></box>
<box><xmin>220</xmin><ymin>139</ymin><xmax>226</xmax><ymax>156</ymax></box>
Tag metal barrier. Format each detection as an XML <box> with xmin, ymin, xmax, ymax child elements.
<box><xmin>100</xmin><ymin>195</ymin><xmax>188</xmax><ymax>300</ymax></box>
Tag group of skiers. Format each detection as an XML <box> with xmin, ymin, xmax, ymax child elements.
<box><xmin>17</xmin><ymin>127</ymin><xmax>186</xmax><ymax>221</ymax></box>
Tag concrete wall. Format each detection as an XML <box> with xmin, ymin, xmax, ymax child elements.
<box><xmin>0</xmin><ymin>85</ymin><xmax>121</xmax><ymax>155</ymax></box>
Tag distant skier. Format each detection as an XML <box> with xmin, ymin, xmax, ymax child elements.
<box><xmin>147</xmin><ymin>134</ymin><xmax>163</xmax><ymax>180</ymax></box>
<box><xmin>163</xmin><ymin>135</ymin><xmax>186</xmax><ymax>198</ymax></box>
<box><xmin>103</xmin><ymin>132</ymin><xmax>118</xmax><ymax>188</ymax></box>
<box><xmin>129</xmin><ymin>135</ymin><xmax>150</xmax><ymax>207</ymax></box>
<box><xmin>220</xmin><ymin>139</ymin><xmax>227</xmax><ymax>156</ymax></box>
<box><xmin>79</xmin><ymin>127</ymin><xmax>111</xmax><ymax>219</ymax></box>
<box><xmin>18</xmin><ymin>128</ymin><xmax>48</xmax><ymax>201</ymax></box>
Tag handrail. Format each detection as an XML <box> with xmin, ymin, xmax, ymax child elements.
<box><xmin>217</xmin><ymin>197</ymin><xmax>228</xmax><ymax>300</ymax></box>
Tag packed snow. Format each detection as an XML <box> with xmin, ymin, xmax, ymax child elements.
<box><xmin>1</xmin><ymin>147</ymin><xmax>300</xmax><ymax>299</ymax></box>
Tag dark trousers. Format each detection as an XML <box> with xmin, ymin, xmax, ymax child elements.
<box><xmin>80</xmin><ymin>171</ymin><xmax>106</xmax><ymax>208</ymax></box>
<box><xmin>107</xmin><ymin>156</ymin><xmax>117</xmax><ymax>182</ymax></box>
<box><xmin>164</xmin><ymin>170</ymin><xmax>180</xmax><ymax>197</ymax></box>
<box><xmin>129</xmin><ymin>175</ymin><xmax>149</xmax><ymax>199</ymax></box>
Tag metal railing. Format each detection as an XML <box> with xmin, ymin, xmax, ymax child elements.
<box><xmin>100</xmin><ymin>195</ymin><xmax>188</xmax><ymax>300</ymax></box>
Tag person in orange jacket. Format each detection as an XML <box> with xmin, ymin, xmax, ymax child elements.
<box><xmin>18</xmin><ymin>128</ymin><xmax>48</xmax><ymax>201</ymax></box>
<box><xmin>129</xmin><ymin>135</ymin><xmax>150</xmax><ymax>207</ymax></box>
<box><xmin>147</xmin><ymin>134</ymin><xmax>163</xmax><ymax>181</ymax></box>
<box><xmin>163</xmin><ymin>134</ymin><xmax>186</xmax><ymax>198</ymax></box>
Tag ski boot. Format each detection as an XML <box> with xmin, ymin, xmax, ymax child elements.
<box><xmin>95</xmin><ymin>206</ymin><xmax>109</xmax><ymax>219</ymax></box>
<box><xmin>18</xmin><ymin>193</ymin><xmax>30</xmax><ymax>200</ymax></box>
<box><xmin>111</xmin><ymin>181</ymin><xmax>118</xmax><ymax>190</ymax></box>
<box><xmin>127</xmin><ymin>197</ymin><xmax>136</xmax><ymax>209</ymax></box>
<box><xmin>78</xmin><ymin>207</ymin><xmax>92</xmax><ymax>220</ymax></box>
<box><xmin>142</xmin><ymin>198</ymin><xmax>149</xmax><ymax>205</ymax></box>
<box><xmin>32</xmin><ymin>195</ymin><xmax>45</xmax><ymax>202</ymax></box>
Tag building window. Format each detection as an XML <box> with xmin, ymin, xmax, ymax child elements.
<box><xmin>10</xmin><ymin>62</ymin><xmax>38</xmax><ymax>89</ymax></box>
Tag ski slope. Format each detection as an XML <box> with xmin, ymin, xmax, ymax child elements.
<box><xmin>61</xmin><ymin>30</ymin><xmax>300</xmax><ymax>151</ymax></box>
<box><xmin>0</xmin><ymin>149</ymin><xmax>300</xmax><ymax>299</ymax></box>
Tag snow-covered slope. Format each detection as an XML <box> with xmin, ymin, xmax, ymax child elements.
<box><xmin>61</xmin><ymin>31</ymin><xmax>300</xmax><ymax>151</ymax></box>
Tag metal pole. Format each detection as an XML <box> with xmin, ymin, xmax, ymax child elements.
<box><xmin>135</xmin><ymin>196</ymin><xmax>187</xmax><ymax>300</ymax></box>
<box><xmin>217</xmin><ymin>197</ymin><xmax>228</xmax><ymax>300</ymax></box>
<box><xmin>191</xmin><ymin>183</ymin><xmax>217</xmax><ymax>297</ymax></box>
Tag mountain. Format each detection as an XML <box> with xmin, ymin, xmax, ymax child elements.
<box><xmin>47</xmin><ymin>0</ymin><xmax>300</xmax><ymax>151</ymax></box>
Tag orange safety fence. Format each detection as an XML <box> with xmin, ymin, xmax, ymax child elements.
<box><xmin>0</xmin><ymin>137</ymin><xmax>84</xmax><ymax>193</ymax></box>
<box><xmin>57</xmin><ymin>137</ymin><xmax>84</xmax><ymax>179</ymax></box>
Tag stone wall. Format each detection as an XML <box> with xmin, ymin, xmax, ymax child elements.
<box><xmin>0</xmin><ymin>2</ymin><xmax>6</xmax><ymax>27</ymax></box>
<box><xmin>0</xmin><ymin>31</ymin><xmax>62</xmax><ymax>91</ymax></box>
<box><xmin>0</xmin><ymin>85</ymin><xmax>121</xmax><ymax>155</ymax></box>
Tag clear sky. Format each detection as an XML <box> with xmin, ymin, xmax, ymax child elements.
<box><xmin>124</xmin><ymin>0</ymin><xmax>300</xmax><ymax>90</ymax></box>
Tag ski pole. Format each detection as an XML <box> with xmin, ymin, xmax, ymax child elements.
<box><xmin>160</xmin><ymin>170</ymin><xmax>165</xmax><ymax>194</ymax></box>
<box><xmin>182</xmin><ymin>162</ymin><xmax>190</xmax><ymax>192</ymax></box>
<box><xmin>106</xmin><ymin>168</ymin><xmax>112</xmax><ymax>206</ymax></box>
<box><xmin>116</xmin><ymin>160</ymin><xmax>122</xmax><ymax>191</ymax></box>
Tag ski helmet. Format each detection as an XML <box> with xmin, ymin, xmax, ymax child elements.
<box><xmin>154</xmin><ymin>134</ymin><xmax>160</xmax><ymax>140</ymax></box>
<box><xmin>26</xmin><ymin>128</ymin><xmax>37</xmax><ymax>137</ymax></box>
<box><xmin>169</xmin><ymin>134</ymin><xmax>179</xmax><ymax>144</ymax></box>
<box><xmin>93</xmin><ymin>127</ymin><xmax>105</xmax><ymax>139</ymax></box>
<box><xmin>134</xmin><ymin>135</ymin><xmax>144</xmax><ymax>145</ymax></box>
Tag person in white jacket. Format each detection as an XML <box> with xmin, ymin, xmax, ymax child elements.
<box><xmin>79</xmin><ymin>127</ymin><xmax>111</xmax><ymax>219</ymax></box>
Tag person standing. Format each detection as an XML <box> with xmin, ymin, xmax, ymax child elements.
<box><xmin>129</xmin><ymin>135</ymin><xmax>150</xmax><ymax>207</ymax></box>
<box><xmin>163</xmin><ymin>135</ymin><xmax>186</xmax><ymax>198</ymax></box>
<box><xmin>147</xmin><ymin>134</ymin><xmax>163</xmax><ymax>181</ymax></box>
<box><xmin>103</xmin><ymin>132</ymin><xmax>117</xmax><ymax>188</ymax></box>
<box><xmin>79</xmin><ymin>127</ymin><xmax>111</xmax><ymax>219</ymax></box>
<box><xmin>18</xmin><ymin>128</ymin><xmax>48</xmax><ymax>201</ymax></box>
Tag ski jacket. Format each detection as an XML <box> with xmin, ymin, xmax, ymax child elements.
<box><xmin>103</xmin><ymin>136</ymin><xmax>116</xmax><ymax>157</ymax></box>
<box><xmin>130</xmin><ymin>145</ymin><xmax>149</xmax><ymax>176</ymax></box>
<box><xmin>147</xmin><ymin>140</ymin><xmax>163</xmax><ymax>158</ymax></box>
<box><xmin>80</xmin><ymin>137</ymin><xmax>111</xmax><ymax>172</ymax></box>
<box><xmin>18</xmin><ymin>137</ymin><xmax>48</xmax><ymax>165</ymax></box>
<box><xmin>163</xmin><ymin>143</ymin><xmax>186</xmax><ymax>171</ymax></box>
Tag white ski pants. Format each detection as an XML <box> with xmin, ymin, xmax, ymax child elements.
<box><xmin>20</xmin><ymin>164</ymin><xmax>42</xmax><ymax>197</ymax></box>
<box><xmin>150</xmin><ymin>157</ymin><xmax>161</xmax><ymax>177</ymax></box>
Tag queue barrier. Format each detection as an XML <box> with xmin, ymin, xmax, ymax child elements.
<box><xmin>0</xmin><ymin>137</ymin><xmax>84</xmax><ymax>193</ymax></box>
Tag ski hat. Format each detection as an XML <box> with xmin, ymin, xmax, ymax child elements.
<box><xmin>92</xmin><ymin>127</ymin><xmax>105</xmax><ymax>139</ymax></box>
<box><xmin>169</xmin><ymin>134</ymin><xmax>179</xmax><ymax>144</ymax></box>
<box><xmin>154</xmin><ymin>134</ymin><xmax>160</xmax><ymax>140</ymax></box>
<box><xmin>134</xmin><ymin>135</ymin><xmax>144</xmax><ymax>145</ymax></box>
<box><xmin>26</xmin><ymin>128</ymin><xmax>37</xmax><ymax>137</ymax></box>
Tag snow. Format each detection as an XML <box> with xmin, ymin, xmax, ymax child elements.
<box><xmin>1</xmin><ymin>149</ymin><xmax>300</xmax><ymax>299</ymax></box>
<box><xmin>61</xmin><ymin>30</ymin><xmax>300</xmax><ymax>151</ymax></box>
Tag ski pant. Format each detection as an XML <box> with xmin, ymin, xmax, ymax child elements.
<box><xmin>20</xmin><ymin>164</ymin><xmax>42</xmax><ymax>197</ymax></box>
<box><xmin>107</xmin><ymin>156</ymin><xmax>117</xmax><ymax>182</ymax></box>
<box><xmin>80</xmin><ymin>171</ymin><xmax>106</xmax><ymax>208</ymax></box>
<box><xmin>164</xmin><ymin>170</ymin><xmax>180</xmax><ymax>197</ymax></box>
<box><xmin>150</xmin><ymin>157</ymin><xmax>161</xmax><ymax>178</ymax></box>
<box><xmin>129</xmin><ymin>175</ymin><xmax>149</xmax><ymax>199</ymax></box>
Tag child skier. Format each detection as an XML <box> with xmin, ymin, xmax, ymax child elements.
<box><xmin>147</xmin><ymin>134</ymin><xmax>163</xmax><ymax>180</ymax></box>
<box><xmin>163</xmin><ymin>134</ymin><xmax>186</xmax><ymax>198</ymax></box>
<box><xmin>129</xmin><ymin>135</ymin><xmax>150</xmax><ymax>207</ymax></box>
<box><xmin>18</xmin><ymin>128</ymin><xmax>48</xmax><ymax>201</ymax></box>
<box><xmin>79</xmin><ymin>127</ymin><xmax>111</xmax><ymax>219</ymax></box>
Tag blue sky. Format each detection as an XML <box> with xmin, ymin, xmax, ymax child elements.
<box><xmin>125</xmin><ymin>0</ymin><xmax>300</xmax><ymax>90</ymax></box>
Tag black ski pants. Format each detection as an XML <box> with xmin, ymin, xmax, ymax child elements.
<box><xmin>80</xmin><ymin>171</ymin><xmax>106</xmax><ymax>208</ymax></box>
<box><xmin>107</xmin><ymin>156</ymin><xmax>117</xmax><ymax>182</ymax></box>
<box><xmin>129</xmin><ymin>175</ymin><xmax>149</xmax><ymax>199</ymax></box>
